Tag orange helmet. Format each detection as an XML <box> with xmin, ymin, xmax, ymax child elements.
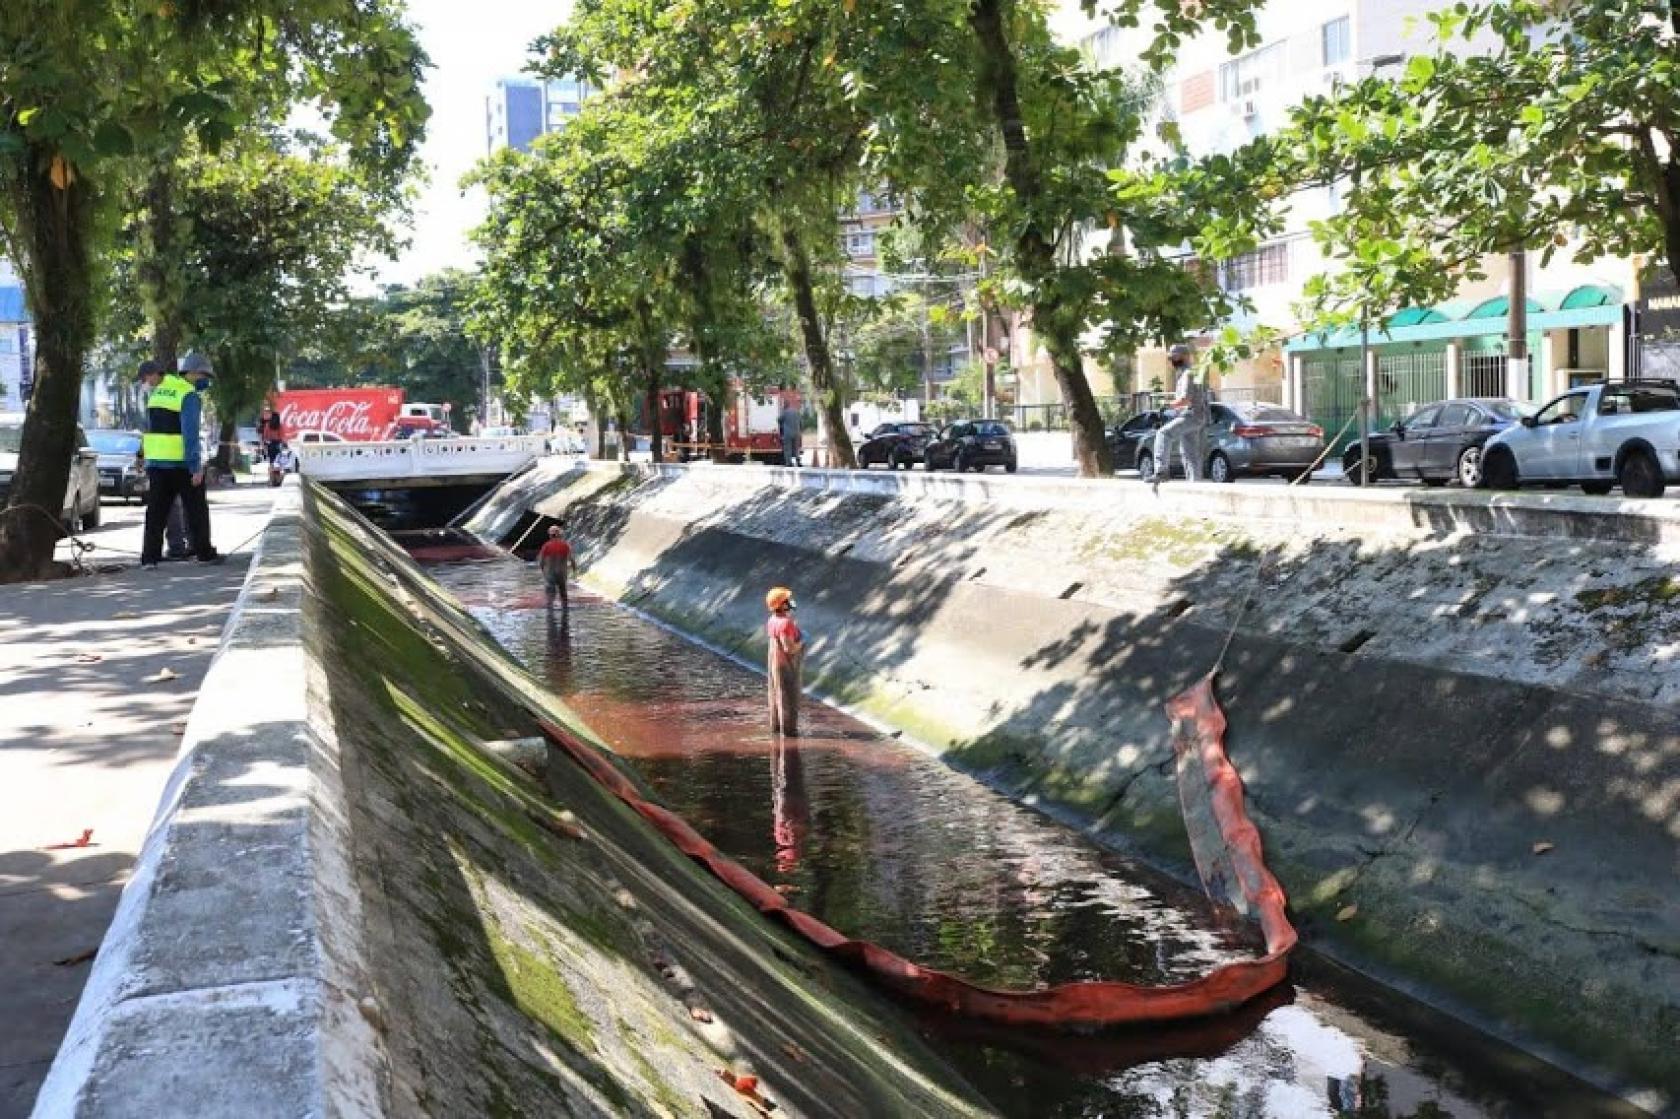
<box><xmin>766</xmin><ymin>586</ymin><xmax>796</xmax><ymax>612</ymax></box>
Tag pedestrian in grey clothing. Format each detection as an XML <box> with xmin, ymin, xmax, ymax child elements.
<box><xmin>778</xmin><ymin>407</ymin><xmax>803</xmax><ymax>468</ymax></box>
<box><xmin>1149</xmin><ymin>343</ymin><xmax>1210</xmax><ymax>482</ymax></box>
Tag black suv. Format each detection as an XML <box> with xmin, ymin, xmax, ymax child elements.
<box><xmin>856</xmin><ymin>421</ymin><xmax>936</xmax><ymax>469</ymax></box>
<box><xmin>924</xmin><ymin>420</ymin><xmax>1018</xmax><ymax>473</ymax></box>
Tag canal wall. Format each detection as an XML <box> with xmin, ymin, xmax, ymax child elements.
<box><xmin>33</xmin><ymin>483</ymin><xmax>988</xmax><ymax>1118</ymax></box>
<box><xmin>468</xmin><ymin>460</ymin><xmax>1680</xmax><ymax>1109</ymax></box>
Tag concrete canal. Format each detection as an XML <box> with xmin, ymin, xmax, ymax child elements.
<box><xmin>414</xmin><ymin>539</ymin><xmax>1638</xmax><ymax>1118</ymax></box>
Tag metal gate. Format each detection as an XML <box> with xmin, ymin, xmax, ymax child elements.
<box><xmin>1374</xmin><ymin>350</ymin><xmax>1447</xmax><ymax>427</ymax></box>
<box><xmin>1462</xmin><ymin>353</ymin><xmax>1506</xmax><ymax>399</ymax></box>
<box><xmin>1301</xmin><ymin>356</ymin><xmax>1363</xmax><ymax>450</ymax></box>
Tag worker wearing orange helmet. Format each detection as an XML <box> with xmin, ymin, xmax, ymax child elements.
<box><xmin>765</xmin><ymin>586</ymin><xmax>804</xmax><ymax>734</ymax></box>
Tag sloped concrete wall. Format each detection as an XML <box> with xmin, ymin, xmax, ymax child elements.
<box><xmin>472</xmin><ymin>461</ymin><xmax>1680</xmax><ymax>1109</ymax></box>
<box><xmin>35</xmin><ymin>483</ymin><xmax>990</xmax><ymax>1118</ymax></box>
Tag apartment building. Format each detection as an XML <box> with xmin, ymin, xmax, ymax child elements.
<box><xmin>485</xmin><ymin>75</ymin><xmax>595</xmax><ymax>154</ymax></box>
<box><xmin>1051</xmin><ymin>2</ymin><xmax>1634</xmax><ymax>431</ymax></box>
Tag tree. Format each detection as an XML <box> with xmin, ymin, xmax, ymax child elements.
<box><xmin>962</xmin><ymin>0</ymin><xmax>1277</xmax><ymax>476</ymax></box>
<box><xmin>0</xmin><ymin>0</ymin><xmax>427</xmax><ymax>580</ymax></box>
<box><xmin>1274</xmin><ymin>0</ymin><xmax>1680</xmax><ymax>323</ymax></box>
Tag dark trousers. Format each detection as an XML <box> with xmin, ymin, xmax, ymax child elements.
<box><xmin>143</xmin><ymin>468</ymin><xmax>213</xmax><ymax>564</ymax></box>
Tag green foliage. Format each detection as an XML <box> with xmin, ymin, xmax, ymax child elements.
<box><xmin>1274</xmin><ymin>0</ymin><xmax>1680</xmax><ymax>324</ymax></box>
<box><xmin>290</xmin><ymin>270</ymin><xmax>490</xmax><ymax>431</ymax></box>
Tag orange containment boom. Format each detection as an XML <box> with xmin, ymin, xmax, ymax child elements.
<box><xmin>534</xmin><ymin>671</ymin><xmax>1296</xmax><ymax>1030</ymax></box>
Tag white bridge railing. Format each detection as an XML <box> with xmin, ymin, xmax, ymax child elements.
<box><xmin>295</xmin><ymin>435</ymin><xmax>549</xmax><ymax>482</ymax></box>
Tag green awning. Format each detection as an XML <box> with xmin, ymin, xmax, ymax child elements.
<box><xmin>1287</xmin><ymin>286</ymin><xmax>1624</xmax><ymax>353</ymax></box>
<box><xmin>1560</xmin><ymin>283</ymin><xmax>1618</xmax><ymax>309</ymax></box>
<box><xmin>1465</xmin><ymin>294</ymin><xmax>1547</xmax><ymax>320</ymax></box>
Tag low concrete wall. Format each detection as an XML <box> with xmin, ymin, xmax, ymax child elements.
<box><xmin>33</xmin><ymin>488</ymin><xmax>388</xmax><ymax>1118</ymax></box>
<box><xmin>470</xmin><ymin>460</ymin><xmax>1680</xmax><ymax>1109</ymax></box>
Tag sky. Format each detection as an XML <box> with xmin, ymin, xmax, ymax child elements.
<box><xmin>377</xmin><ymin>0</ymin><xmax>573</xmax><ymax>286</ymax></box>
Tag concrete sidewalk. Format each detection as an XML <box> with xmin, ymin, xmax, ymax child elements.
<box><xmin>0</xmin><ymin>484</ymin><xmax>275</xmax><ymax>1118</ymax></box>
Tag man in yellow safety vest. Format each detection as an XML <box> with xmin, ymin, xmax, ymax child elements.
<box><xmin>140</xmin><ymin>352</ymin><xmax>222</xmax><ymax>567</ymax></box>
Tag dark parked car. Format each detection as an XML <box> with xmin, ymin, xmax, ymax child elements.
<box><xmin>88</xmin><ymin>429</ymin><xmax>149</xmax><ymax>503</ymax></box>
<box><xmin>924</xmin><ymin>419</ymin><xmax>1018</xmax><ymax>473</ymax></box>
<box><xmin>1126</xmin><ymin>402</ymin><xmax>1325</xmax><ymax>483</ymax></box>
<box><xmin>856</xmin><ymin>421</ymin><xmax>936</xmax><ymax>469</ymax></box>
<box><xmin>1342</xmin><ymin>398</ymin><xmax>1531</xmax><ymax>487</ymax></box>
<box><xmin>1106</xmin><ymin>410</ymin><xmax>1164</xmax><ymax>472</ymax></box>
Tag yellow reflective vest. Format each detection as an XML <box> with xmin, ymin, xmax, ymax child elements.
<box><xmin>143</xmin><ymin>374</ymin><xmax>196</xmax><ymax>465</ymax></box>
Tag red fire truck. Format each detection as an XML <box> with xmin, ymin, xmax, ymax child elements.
<box><xmin>654</xmin><ymin>381</ymin><xmax>801</xmax><ymax>464</ymax></box>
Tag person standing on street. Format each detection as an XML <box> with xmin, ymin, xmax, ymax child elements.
<box><xmin>765</xmin><ymin>586</ymin><xmax>804</xmax><ymax>735</ymax></box>
<box><xmin>140</xmin><ymin>352</ymin><xmax>222</xmax><ymax>568</ymax></box>
<box><xmin>537</xmin><ymin>523</ymin><xmax>579</xmax><ymax>614</ymax></box>
<box><xmin>135</xmin><ymin>360</ymin><xmax>194</xmax><ymax>560</ymax></box>
<box><xmin>258</xmin><ymin>404</ymin><xmax>284</xmax><ymax>464</ymax></box>
<box><xmin>778</xmin><ymin>405</ymin><xmax>803</xmax><ymax>468</ymax></box>
<box><xmin>1149</xmin><ymin>342</ymin><xmax>1211</xmax><ymax>483</ymax></box>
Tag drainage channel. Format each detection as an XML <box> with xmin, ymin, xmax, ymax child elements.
<box><xmin>413</xmin><ymin>542</ymin><xmax>1636</xmax><ymax>1119</ymax></box>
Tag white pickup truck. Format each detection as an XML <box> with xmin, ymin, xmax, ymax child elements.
<box><xmin>1479</xmin><ymin>380</ymin><xmax>1680</xmax><ymax>498</ymax></box>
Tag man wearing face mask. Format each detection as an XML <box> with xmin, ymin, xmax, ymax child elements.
<box><xmin>140</xmin><ymin>352</ymin><xmax>223</xmax><ymax>567</ymax></box>
<box><xmin>1147</xmin><ymin>342</ymin><xmax>1210</xmax><ymax>483</ymax></box>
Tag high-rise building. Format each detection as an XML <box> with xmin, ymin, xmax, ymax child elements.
<box><xmin>485</xmin><ymin>75</ymin><xmax>595</xmax><ymax>155</ymax></box>
<box><xmin>0</xmin><ymin>259</ymin><xmax>29</xmax><ymax>413</ymax></box>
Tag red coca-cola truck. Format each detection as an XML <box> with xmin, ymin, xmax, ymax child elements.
<box><xmin>271</xmin><ymin>388</ymin><xmax>405</xmax><ymax>442</ymax></box>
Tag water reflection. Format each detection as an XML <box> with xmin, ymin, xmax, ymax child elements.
<box><xmin>424</xmin><ymin>551</ymin><xmax>1625</xmax><ymax>1119</ymax></box>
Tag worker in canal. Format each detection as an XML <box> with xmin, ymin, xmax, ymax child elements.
<box><xmin>766</xmin><ymin>586</ymin><xmax>804</xmax><ymax>735</ymax></box>
<box><xmin>1148</xmin><ymin>342</ymin><xmax>1211</xmax><ymax>483</ymax></box>
<box><xmin>538</xmin><ymin>523</ymin><xmax>579</xmax><ymax>614</ymax></box>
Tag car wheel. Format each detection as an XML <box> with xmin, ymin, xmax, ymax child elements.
<box><xmin>1207</xmin><ymin>451</ymin><xmax>1234</xmax><ymax>484</ymax></box>
<box><xmin>1456</xmin><ymin>445</ymin><xmax>1484</xmax><ymax>488</ymax></box>
<box><xmin>1617</xmin><ymin>448</ymin><xmax>1666</xmax><ymax>499</ymax></box>
<box><xmin>1005</xmin><ymin>458</ymin><xmax>1018</xmax><ymax>474</ymax></box>
<box><xmin>82</xmin><ymin>497</ymin><xmax>101</xmax><ymax>529</ymax></box>
<box><xmin>889</xmin><ymin>447</ymin><xmax>910</xmax><ymax>470</ymax></box>
<box><xmin>1345</xmin><ymin>452</ymin><xmax>1379</xmax><ymax>486</ymax></box>
<box><xmin>954</xmin><ymin>450</ymin><xmax>971</xmax><ymax>474</ymax></box>
<box><xmin>1480</xmin><ymin>447</ymin><xmax>1519</xmax><ymax>490</ymax></box>
<box><xmin>1581</xmin><ymin>480</ymin><xmax>1614</xmax><ymax>496</ymax></box>
<box><xmin>1135</xmin><ymin>450</ymin><xmax>1155</xmax><ymax>481</ymax></box>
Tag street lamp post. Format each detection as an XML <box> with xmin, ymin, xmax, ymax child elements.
<box><xmin>1346</xmin><ymin>53</ymin><xmax>1406</xmax><ymax>486</ymax></box>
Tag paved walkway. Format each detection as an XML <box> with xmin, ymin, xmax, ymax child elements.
<box><xmin>0</xmin><ymin>484</ymin><xmax>275</xmax><ymax>1118</ymax></box>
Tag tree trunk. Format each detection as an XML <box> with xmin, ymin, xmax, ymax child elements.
<box><xmin>140</xmin><ymin>164</ymin><xmax>182</xmax><ymax>370</ymax></box>
<box><xmin>617</xmin><ymin>403</ymin><xmax>633</xmax><ymax>462</ymax></box>
<box><xmin>644</xmin><ymin>354</ymin><xmax>663</xmax><ymax>464</ymax></box>
<box><xmin>778</xmin><ymin>223</ymin><xmax>855</xmax><ymax>469</ymax></box>
<box><xmin>0</xmin><ymin>145</ymin><xmax>98</xmax><ymax>581</ymax></box>
<box><xmin>969</xmin><ymin>0</ymin><xmax>1112</xmax><ymax>476</ymax></box>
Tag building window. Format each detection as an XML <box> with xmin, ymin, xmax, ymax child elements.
<box><xmin>1322</xmin><ymin>17</ymin><xmax>1351</xmax><ymax>68</ymax></box>
<box><xmin>1224</xmin><ymin>243</ymin><xmax>1289</xmax><ymax>290</ymax></box>
<box><xmin>843</xmin><ymin>229</ymin><xmax>877</xmax><ymax>257</ymax></box>
<box><xmin>1218</xmin><ymin>42</ymin><xmax>1283</xmax><ymax>102</ymax></box>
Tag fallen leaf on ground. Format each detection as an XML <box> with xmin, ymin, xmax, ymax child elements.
<box><xmin>1335</xmin><ymin>904</ymin><xmax>1359</xmax><ymax>922</ymax></box>
<box><xmin>716</xmin><ymin>1069</ymin><xmax>774</xmax><ymax>1112</ymax></box>
<box><xmin>53</xmin><ymin>948</ymin><xmax>96</xmax><ymax>967</ymax></box>
<box><xmin>44</xmin><ymin>829</ymin><xmax>95</xmax><ymax>850</ymax></box>
<box><xmin>772</xmin><ymin>883</ymin><xmax>800</xmax><ymax>896</ymax></box>
<box><xmin>1531</xmin><ymin>841</ymin><xmax>1555</xmax><ymax>855</ymax></box>
<box><xmin>113</xmin><ymin>611</ymin><xmax>139</xmax><ymax>619</ymax></box>
<box><xmin>73</xmin><ymin>653</ymin><xmax>103</xmax><ymax>664</ymax></box>
<box><xmin>780</xmin><ymin>1041</ymin><xmax>808</xmax><ymax>1064</ymax></box>
<box><xmin>689</xmin><ymin>1006</ymin><xmax>714</xmax><ymax>1023</ymax></box>
<box><xmin>145</xmin><ymin>667</ymin><xmax>180</xmax><ymax>683</ymax></box>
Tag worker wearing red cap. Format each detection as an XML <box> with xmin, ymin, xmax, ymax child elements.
<box><xmin>766</xmin><ymin>586</ymin><xmax>804</xmax><ymax>734</ymax></box>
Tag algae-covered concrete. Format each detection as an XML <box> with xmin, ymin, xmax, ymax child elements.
<box><xmin>470</xmin><ymin>461</ymin><xmax>1680</xmax><ymax>1110</ymax></box>
<box><xmin>307</xmin><ymin>486</ymin><xmax>988</xmax><ymax>1118</ymax></box>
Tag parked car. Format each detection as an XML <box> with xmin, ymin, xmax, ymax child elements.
<box><xmin>856</xmin><ymin>421</ymin><xmax>936</xmax><ymax>469</ymax></box>
<box><xmin>923</xmin><ymin>419</ymin><xmax>1018</xmax><ymax>473</ymax></box>
<box><xmin>236</xmin><ymin>425</ymin><xmax>264</xmax><ymax>464</ymax></box>
<box><xmin>0</xmin><ymin>415</ymin><xmax>102</xmax><ymax>530</ymax></box>
<box><xmin>296</xmin><ymin>429</ymin><xmax>348</xmax><ymax>445</ymax></box>
<box><xmin>1479</xmin><ymin>380</ymin><xmax>1680</xmax><ymax>497</ymax></box>
<box><xmin>1105</xmin><ymin>410</ymin><xmax>1164</xmax><ymax>472</ymax></box>
<box><xmin>88</xmin><ymin>429</ymin><xmax>149</xmax><ymax>503</ymax></box>
<box><xmin>1132</xmin><ymin>402</ymin><xmax>1325</xmax><ymax>483</ymax></box>
<box><xmin>1341</xmin><ymin>398</ymin><xmax>1531</xmax><ymax>487</ymax></box>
